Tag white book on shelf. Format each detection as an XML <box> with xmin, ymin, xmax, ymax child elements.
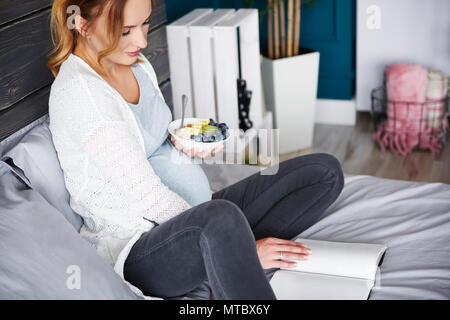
<box><xmin>189</xmin><ymin>9</ymin><xmax>236</xmax><ymax>120</ymax></box>
<box><xmin>167</xmin><ymin>9</ymin><xmax>213</xmax><ymax>120</ymax></box>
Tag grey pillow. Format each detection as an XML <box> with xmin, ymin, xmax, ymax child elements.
<box><xmin>0</xmin><ymin>159</ymin><xmax>141</xmax><ymax>300</ymax></box>
<box><xmin>1</xmin><ymin>118</ymin><xmax>83</xmax><ymax>231</ymax></box>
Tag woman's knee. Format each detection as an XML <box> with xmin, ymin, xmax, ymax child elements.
<box><xmin>299</xmin><ymin>153</ymin><xmax>343</xmax><ymax>179</ymax></box>
<box><xmin>193</xmin><ymin>199</ymin><xmax>251</xmax><ymax>234</ymax></box>
<box><xmin>291</xmin><ymin>153</ymin><xmax>344</xmax><ymax>192</ymax></box>
<box><xmin>314</xmin><ymin>153</ymin><xmax>345</xmax><ymax>193</ymax></box>
<box><xmin>319</xmin><ymin>153</ymin><xmax>342</xmax><ymax>172</ymax></box>
<box><xmin>206</xmin><ymin>199</ymin><xmax>247</xmax><ymax>225</ymax></box>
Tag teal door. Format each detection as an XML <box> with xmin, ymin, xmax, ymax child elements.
<box><xmin>166</xmin><ymin>0</ymin><xmax>356</xmax><ymax>100</ymax></box>
<box><xmin>299</xmin><ymin>0</ymin><xmax>356</xmax><ymax>100</ymax></box>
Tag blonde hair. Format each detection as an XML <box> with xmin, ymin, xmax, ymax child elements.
<box><xmin>47</xmin><ymin>0</ymin><xmax>155</xmax><ymax>77</ymax></box>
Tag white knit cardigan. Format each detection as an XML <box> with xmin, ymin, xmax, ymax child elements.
<box><xmin>48</xmin><ymin>53</ymin><xmax>192</xmax><ymax>299</ymax></box>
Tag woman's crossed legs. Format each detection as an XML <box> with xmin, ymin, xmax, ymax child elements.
<box><xmin>124</xmin><ymin>153</ymin><xmax>344</xmax><ymax>299</ymax></box>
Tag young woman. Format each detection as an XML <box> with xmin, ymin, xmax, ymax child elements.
<box><xmin>47</xmin><ymin>0</ymin><xmax>344</xmax><ymax>300</ymax></box>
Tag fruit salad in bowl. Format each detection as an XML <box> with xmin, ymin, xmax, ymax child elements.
<box><xmin>168</xmin><ymin>118</ymin><xmax>230</xmax><ymax>154</ymax></box>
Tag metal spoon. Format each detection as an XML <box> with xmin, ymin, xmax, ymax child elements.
<box><xmin>180</xmin><ymin>94</ymin><xmax>188</xmax><ymax>128</ymax></box>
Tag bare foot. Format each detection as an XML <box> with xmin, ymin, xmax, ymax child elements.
<box><xmin>210</xmin><ymin>289</ymin><xmax>216</xmax><ymax>300</ymax></box>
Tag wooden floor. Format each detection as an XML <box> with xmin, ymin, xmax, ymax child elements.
<box><xmin>278</xmin><ymin>112</ymin><xmax>450</xmax><ymax>184</ymax></box>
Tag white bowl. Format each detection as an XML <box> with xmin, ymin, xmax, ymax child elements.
<box><xmin>168</xmin><ymin>118</ymin><xmax>230</xmax><ymax>153</ymax></box>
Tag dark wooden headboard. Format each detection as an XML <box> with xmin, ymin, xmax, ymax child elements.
<box><xmin>0</xmin><ymin>0</ymin><xmax>173</xmax><ymax>141</ymax></box>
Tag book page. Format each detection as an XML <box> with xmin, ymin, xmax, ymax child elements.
<box><xmin>270</xmin><ymin>270</ymin><xmax>374</xmax><ymax>300</ymax></box>
<box><xmin>283</xmin><ymin>238</ymin><xmax>387</xmax><ymax>280</ymax></box>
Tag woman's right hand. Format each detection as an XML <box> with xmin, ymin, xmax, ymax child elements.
<box><xmin>168</xmin><ymin>133</ymin><xmax>224</xmax><ymax>158</ymax></box>
<box><xmin>255</xmin><ymin>237</ymin><xmax>312</xmax><ymax>269</ymax></box>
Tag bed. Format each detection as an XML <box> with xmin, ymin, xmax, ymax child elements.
<box><xmin>0</xmin><ymin>1</ymin><xmax>449</xmax><ymax>300</ymax></box>
<box><xmin>199</xmin><ymin>164</ymin><xmax>450</xmax><ymax>300</ymax></box>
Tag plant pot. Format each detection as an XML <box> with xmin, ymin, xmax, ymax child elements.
<box><xmin>261</xmin><ymin>47</ymin><xmax>320</xmax><ymax>154</ymax></box>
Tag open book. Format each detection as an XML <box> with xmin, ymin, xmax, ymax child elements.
<box><xmin>269</xmin><ymin>238</ymin><xmax>387</xmax><ymax>300</ymax></box>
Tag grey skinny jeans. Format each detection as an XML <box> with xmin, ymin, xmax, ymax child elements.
<box><xmin>123</xmin><ymin>153</ymin><xmax>345</xmax><ymax>300</ymax></box>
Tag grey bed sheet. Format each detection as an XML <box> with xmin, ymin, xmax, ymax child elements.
<box><xmin>172</xmin><ymin>163</ymin><xmax>450</xmax><ymax>300</ymax></box>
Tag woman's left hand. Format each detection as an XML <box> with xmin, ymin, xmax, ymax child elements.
<box><xmin>168</xmin><ymin>134</ymin><xmax>224</xmax><ymax>159</ymax></box>
<box><xmin>255</xmin><ymin>237</ymin><xmax>312</xmax><ymax>270</ymax></box>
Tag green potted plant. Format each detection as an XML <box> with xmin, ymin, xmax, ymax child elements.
<box><xmin>246</xmin><ymin>0</ymin><xmax>320</xmax><ymax>154</ymax></box>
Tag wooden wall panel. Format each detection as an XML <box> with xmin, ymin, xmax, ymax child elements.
<box><xmin>0</xmin><ymin>0</ymin><xmax>52</xmax><ymax>26</ymax></box>
<box><xmin>0</xmin><ymin>9</ymin><xmax>53</xmax><ymax>111</ymax></box>
<box><xmin>0</xmin><ymin>86</ymin><xmax>50</xmax><ymax>141</ymax></box>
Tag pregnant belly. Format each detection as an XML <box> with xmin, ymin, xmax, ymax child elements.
<box><xmin>147</xmin><ymin>140</ymin><xmax>212</xmax><ymax>206</ymax></box>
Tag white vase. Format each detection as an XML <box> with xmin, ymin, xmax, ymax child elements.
<box><xmin>261</xmin><ymin>48</ymin><xmax>320</xmax><ymax>154</ymax></box>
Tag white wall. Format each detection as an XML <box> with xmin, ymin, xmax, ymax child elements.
<box><xmin>356</xmin><ymin>0</ymin><xmax>450</xmax><ymax>111</ymax></box>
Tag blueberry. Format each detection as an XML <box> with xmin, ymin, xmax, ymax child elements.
<box><xmin>190</xmin><ymin>135</ymin><xmax>195</xmax><ymax>140</ymax></box>
<box><xmin>213</xmin><ymin>131</ymin><xmax>223</xmax><ymax>141</ymax></box>
<box><xmin>219</xmin><ymin>123</ymin><xmax>228</xmax><ymax>131</ymax></box>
